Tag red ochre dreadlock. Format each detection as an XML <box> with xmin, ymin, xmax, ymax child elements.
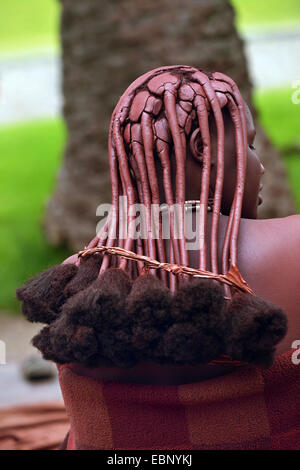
<box><xmin>84</xmin><ymin>65</ymin><xmax>250</xmax><ymax>295</ymax></box>
<box><xmin>16</xmin><ymin>66</ymin><xmax>288</xmax><ymax>369</ymax></box>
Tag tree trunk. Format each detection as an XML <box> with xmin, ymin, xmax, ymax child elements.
<box><xmin>44</xmin><ymin>0</ymin><xmax>295</xmax><ymax>250</ymax></box>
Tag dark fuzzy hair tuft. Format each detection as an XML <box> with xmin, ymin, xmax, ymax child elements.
<box><xmin>171</xmin><ymin>278</ymin><xmax>226</xmax><ymax>324</ymax></box>
<box><xmin>22</xmin><ymin>262</ymin><xmax>289</xmax><ymax>370</ymax></box>
<box><xmin>16</xmin><ymin>264</ymin><xmax>78</xmax><ymax>324</ymax></box>
<box><xmin>126</xmin><ymin>274</ymin><xmax>172</xmax><ymax>326</ymax></box>
<box><xmin>226</xmin><ymin>293</ymin><xmax>288</xmax><ymax>368</ymax></box>
<box><xmin>63</xmin><ymin>254</ymin><xmax>102</xmax><ymax>299</ymax></box>
<box><xmin>33</xmin><ymin>315</ymin><xmax>99</xmax><ymax>365</ymax></box>
<box><xmin>63</xmin><ymin>268</ymin><xmax>132</xmax><ymax>330</ymax></box>
<box><xmin>131</xmin><ymin>324</ymin><xmax>161</xmax><ymax>350</ymax></box>
<box><xmin>125</xmin><ymin>274</ymin><xmax>172</xmax><ymax>359</ymax></box>
<box><xmin>31</xmin><ymin>326</ymin><xmax>57</xmax><ymax>362</ymax></box>
<box><xmin>161</xmin><ymin>278</ymin><xmax>227</xmax><ymax>364</ymax></box>
<box><xmin>163</xmin><ymin>320</ymin><xmax>226</xmax><ymax>365</ymax></box>
<box><xmin>31</xmin><ymin>268</ymin><xmax>135</xmax><ymax>368</ymax></box>
<box><xmin>97</xmin><ymin>326</ymin><xmax>137</xmax><ymax>368</ymax></box>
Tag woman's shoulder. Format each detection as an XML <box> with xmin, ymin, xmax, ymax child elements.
<box><xmin>242</xmin><ymin>213</ymin><xmax>300</xmax><ymax>228</ymax></box>
<box><xmin>239</xmin><ymin>213</ymin><xmax>300</xmax><ymax>246</ymax></box>
<box><xmin>236</xmin><ymin>214</ymin><xmax>300</xmax><ymax>356</ymax></box>
<box><xmin>237</xmin><ymin>213</ymin><xmax>300</xmax><ymax>296</ymax></box>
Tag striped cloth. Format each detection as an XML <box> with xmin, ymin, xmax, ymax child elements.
<box><xmin>58</xmin><ymin>349</ymin><xmax>300</xmax><ymax>450</ymax></box>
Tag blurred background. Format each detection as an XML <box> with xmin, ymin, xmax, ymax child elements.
<box><xmin>0</xmin><ymin>0</ymin><xmax>299</xmax><ymax>406</ymax></box>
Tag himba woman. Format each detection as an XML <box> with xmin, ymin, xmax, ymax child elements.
<box><xmin>17</xmin><ymin>65</ymin><xmax>300</xmax><ymax>450</ymax></box>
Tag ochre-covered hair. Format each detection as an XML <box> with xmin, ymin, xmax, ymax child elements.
<box><xmin>85</xmin><ymin>65</ymin><xmax>249</xmax><ymax>294</ymax></box>
<box><xmin>16</xmin><ymin>66</ymin><xmax>288</xmax><ymax>369</ymax></box>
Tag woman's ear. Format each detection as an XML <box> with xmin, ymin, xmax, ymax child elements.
<box><xmin>189</xmin><ymin>128</ymin><xmax>204</xmax><ymax>164</ymax></box>
<box><xmin>189</xmin><ymin>127</ymin><xmax>215</xmax><ymax>169</ymax></box>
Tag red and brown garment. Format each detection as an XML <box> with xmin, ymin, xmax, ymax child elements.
<box><xmin>58</xmin><ymin>349</ymin><xmax>300</xmax><ymax>450</ymax></box>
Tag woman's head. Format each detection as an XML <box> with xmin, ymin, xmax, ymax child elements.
<box><xmin>105</xmin><ymin>65</ymin><xmax>264</xmax><ymax>277</ymax></box>
<box><xmin>155</xmin><ymin>89</ymin><xmax>264</xmax><ymax>220</ymax></box>
<box><xmin>16</xmin><ymin>66</ymin><xmax>288</xmax><ymax>370</ymax></box>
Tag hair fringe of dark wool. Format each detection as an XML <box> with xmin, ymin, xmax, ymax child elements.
<box><xmin>16</xmin><ymin>256</ymin><xmax>288</xmax><ymax>369</ymax></box>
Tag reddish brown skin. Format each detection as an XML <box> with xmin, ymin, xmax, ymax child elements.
<box><xmin>69</xmin><ymin>66</ymin><xmax>300</xmax><ymax>385</ymax></box>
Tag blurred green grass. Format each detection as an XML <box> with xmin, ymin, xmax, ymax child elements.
<box><xmin>0</xmin><ymin>0</ymin><xmax>60</xmax><ymax>53</ymax></box>
<box><xmin>0</xmin><ymin>87</ymin><xmax>299</xmax><ymax>313</ymax></box>
<box><xmin>232</xmin><ymin>0</ymin><xmax>300</xmax><ymax>30</ymax></box>
<box><xmin>254</xmin><ymin>87</ymin><xmax>300</xmax><ymax>148</ymax></box>
<box><xmin>0</xmin><ymin>119</ymin><xmax>70</xmax><ymax>311</ymax></box>
<box><xmin>254</xmin><ymin>87</ymin><xmax>300</xmax><ymax>210</ymax></box>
